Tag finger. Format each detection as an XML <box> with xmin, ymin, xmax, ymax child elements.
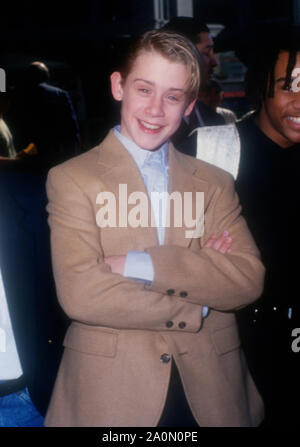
<box><xmin>218</xmin><ymin>237</ymin><xmax>233</xmax><ymax>254</ymax></box>
<box><xmin>211</xmin><ymin>231</ymin><xmax>229</xmax><ymax>251</ymax></box>
<box><xmin>203</xmin><ymin>234</ymin><xmax>217</xmax><ymax>248</ymax></box>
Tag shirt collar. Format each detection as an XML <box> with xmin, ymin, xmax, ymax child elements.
<box><xmin>113</xmin><ymin>125</ymin><xmax>169</xmax><ymax>170</ymax></box>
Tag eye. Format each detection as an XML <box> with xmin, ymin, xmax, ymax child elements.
<box><xmin>168</xmin><ymin>95</ymin><xmax>179</xmax><ymax>102</ymax></box>
<box><xmin>280</xmin><ymin>79</ymin><xmax>300</xmax><ymax>92</ymax></box>
<box><xmin>166</xmin><ymin>94</ymin><xmax>181</xmax><ymax>103</ymax></box>
<box><xmin>138</xmin><ymin>88</ymin><xmax>151</xmax><ymax>95</ymax></box>
<box><xmin>283</xmin><ymin>81</ymin><xmax>300</xmax><ymax>93</ymax></box>
<box><xmin>281</xmin><ymin>85</ymin><xmax>293</xmax><ymax>92</ymax></box>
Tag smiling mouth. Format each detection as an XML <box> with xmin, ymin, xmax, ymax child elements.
<box><xmin>138</xmin><ymin>119</ymin><xmax>164</xmax><ymax>131</ymax></box>
<box><xmin>287</xmin><ymin>116</ymin><xmax>300</xmax><ymax>124</ymax></box>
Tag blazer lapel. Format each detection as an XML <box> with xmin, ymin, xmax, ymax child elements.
<box><xmin>96</xmin><ymin>131</ymin><xmax>158</xmax><ymax>250</ymax></box>
<box><xmin>165</xmin><ymin>144</ymin><xmax>208</xmax><ymax>248</ymax></box>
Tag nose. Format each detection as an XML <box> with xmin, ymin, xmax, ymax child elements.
<box><xmin>146</xmin><ymin>94</ymin><xmax>165</xmax><ymax>117</ymax></box>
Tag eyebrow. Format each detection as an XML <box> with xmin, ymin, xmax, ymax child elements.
<box><xmin>133</xmin><ymin>78</ymin><xmax>185</xmax><ymax>92</ymax></box>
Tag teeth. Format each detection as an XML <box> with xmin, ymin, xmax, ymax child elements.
<box><xmin>140</xmin><ymin>120</ymin><xmax>161</xmax><ymax>130</ymax></box>
<box><xmin>288</xmin><ymin>116</ymin><xmax>300</xmax><ymax>124</ymax></box>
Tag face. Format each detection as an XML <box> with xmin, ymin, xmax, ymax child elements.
<box><xmin>110</xmin><ymin>51</ymin><xmax>196</xmax><ymax>150</ymax></box>
<box><xmin>196</xmin><ymin>32</ymin><xmax>217</xmax><ymax>84</ymax></box>
<box><xmin>200</xmin><ymin>87</ymin><xmax>223</xmax><ymax>109</ymax></box>
<box><xmin>258</xmin><ymin>51</ymin><xmax>300</xmax><ymax>148</ymax></box>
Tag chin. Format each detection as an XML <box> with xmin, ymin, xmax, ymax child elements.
<box><xmin>137</xmin><ymin>137</ymin><xmax>167</xmax><ymax>151</ymax></box>
<box><xmin>139</xmin><ymin>143</ymin><xmax>162</xmax><ymax>151</ymax></box>
<box><xmin>286</xmin><ymin>132</ymin><xmax>300</xmax><ymax>145</ymax></box>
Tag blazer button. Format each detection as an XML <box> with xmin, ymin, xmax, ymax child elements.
<box><xmin>180</xmin><ymin>291</ymin><xmax>188</xmax><ymax>298</ymax></box>
<box><xmin>166</xmin><ymin>289</ymin><xmax>175</xmax><ymax>295</ymax></box>
<box><xmin>178</xmin><ymin>321</ymin><xmax>186</xmax><ymax>329</ymax></box>
<box><xmin>166</xmin><ymin>321</ymin><xmax>173</xmax><ymax>328</ymax></box>
<box><xmin>160</xmin><ymin>353</ymin><xmax>171</xmax><ymax>363</ymax></box>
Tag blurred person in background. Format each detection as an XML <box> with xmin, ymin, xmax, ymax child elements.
<box><xmin>199</xmin><ymin>79</ymin><xmax>237</xmax><ymax>124</ymax></box>
<box><xmin>6</xmin><ymin>62</ymin><xmax>80</xmax><ymax>172</ymax></box>
<box><xmin>162</xmin><ymin>17</ymin><xmax>225</xmax><ymax>155</ymax></box>
<box><xmin>0</xmin><ymin>162</ymin><xmax>68</xmax><ymax>426</ymax></box>
<box><xmin>0</xmin><ymin>94</ymin><xmax>16</xmax><ymax>158</ymax></box>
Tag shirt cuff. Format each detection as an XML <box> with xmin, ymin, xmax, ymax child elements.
<box><xmin>124</xmin><ymin>251</ymin><xmax>154</xmax><ymax>285</ymax></box>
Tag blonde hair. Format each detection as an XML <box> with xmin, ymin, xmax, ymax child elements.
<box><xmin>119</xmin><ymin>30</ymin><xmax>201</xmax><ymax>101</ymax></box>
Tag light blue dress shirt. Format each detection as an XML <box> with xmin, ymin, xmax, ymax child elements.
<box><xmin>113</xmin><ymin>126</ymin><xmax>208</xmax><ymax>318</ymax></box>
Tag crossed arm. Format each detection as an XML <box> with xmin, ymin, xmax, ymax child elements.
<box><xmin>105</xmin><ymin>231</ymin><xmax>233</xmax><ymax>274</ymax></box>
<box><xmin>46</xmin><ymin>165</ymin><xmax>264</xmax><ymax>332</ymax></box>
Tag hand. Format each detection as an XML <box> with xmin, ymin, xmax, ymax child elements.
<box><xmin>204</xmin><ymin>231</ymin><xmax>232</xmax><ymax>254</ymax></box>
<box><xmin>104</xmin><ymin>255</ymin><xmax>126</xmax><ymax>275</ymax></box>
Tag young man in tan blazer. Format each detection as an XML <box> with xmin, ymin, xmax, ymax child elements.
<box><xmin>45</xmin><ymin>30</ymin><xmax>265</xmax><ymax>427</ymax></box>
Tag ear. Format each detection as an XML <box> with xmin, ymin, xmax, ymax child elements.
<box><xmin>110</xmin><ymin>72</ymin><xmax>124</xmax><ymax>101</ymax></box>
<box><xmin>183</xmin><ymin>98</ymin><xmax>197</xmax><ymax>117</ymax></box>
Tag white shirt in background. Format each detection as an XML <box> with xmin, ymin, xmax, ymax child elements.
<box><xmin>0</xmin><ymin>264</ymin><xmax>23</xmax><ymax>380</ymax></box>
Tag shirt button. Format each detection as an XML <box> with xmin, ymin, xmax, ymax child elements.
<box><xmin>180</xmin><ymin>291</ymin><xmax>188</xmax><ymax>298</ymax></box>
<box><xmin>178</xmin><ymin>322</ymin><xmax>186</xmax><ymax>329</ymax></box>
<box><xmin>166</xmin><ymin>321</ymin><xmax>173</xmax><ymax>328</ymax></box>
<box><xmin>166</xmin><ymin>289</ymin><xmax>175</xmax><ymax>295</ymax></box>
<box><xmin>160</xmin><ymin>353</ymin><xmax>171</xmax><ymax>363</ymax></box>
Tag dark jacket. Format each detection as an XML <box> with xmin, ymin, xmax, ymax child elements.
<box><xmin>172</xmin><ymin>100</ymin><xmax>225</xmax><ymax>156</ymax></box>
<box><xmin>7</xmin><ymin>82</ymin><xmax>80</xmax><ymax>169</ymax></box>
<box><xmin>0</xmin><ymin>165</ymin><xmax>68</xmax><ymax>415</ymax></box>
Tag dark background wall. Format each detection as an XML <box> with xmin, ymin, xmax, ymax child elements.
<box><xmin>0</xmin><ymin>0</ymin><xmax>297</xmax><ymax>148</ymax></box>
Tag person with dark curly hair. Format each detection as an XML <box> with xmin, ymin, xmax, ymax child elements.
<box><xmin>187</xmin><ymin>25</ymin><xmax>300</xmax><ymax>426</ymax></box>
<box><xmin>234</xmin><ymin>27</ymin><xmax>300</xmax><ymax>427</ymax></box>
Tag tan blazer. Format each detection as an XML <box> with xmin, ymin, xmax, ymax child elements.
<box><xmin>45</xmin><ymin>130</ymin><xmax>265</xmax><ymax>427</ymax></box>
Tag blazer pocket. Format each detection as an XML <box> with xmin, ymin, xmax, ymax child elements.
<box><xmin>211</xmin><ymin>324</ymin><xmax>241</xmax><ymax>355</ymax></box>
<box><xmin>63</xmin><ymin>323</ymin><xmax>118</xmax><ymax>358</ymax></box>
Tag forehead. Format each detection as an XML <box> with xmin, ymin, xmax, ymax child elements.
<box><xmin>274</xmin><ymin>50</ymin><xmax>300</xmax><ymax>78</ymax></box>
<box><xmin>126</xmin><ymin>50</ymin><xmax>191</xmax><ymax>89</ymax></box>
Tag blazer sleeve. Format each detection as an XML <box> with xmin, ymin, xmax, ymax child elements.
<box><xmin>145</xmin><ymin>172</ymin><xmax>265</xmax><ymax>312</ymax></box>
<box><xmin>46</xmin><ymin>165</ymin><xmax>204</xmax><ymax>333</ymax></box>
